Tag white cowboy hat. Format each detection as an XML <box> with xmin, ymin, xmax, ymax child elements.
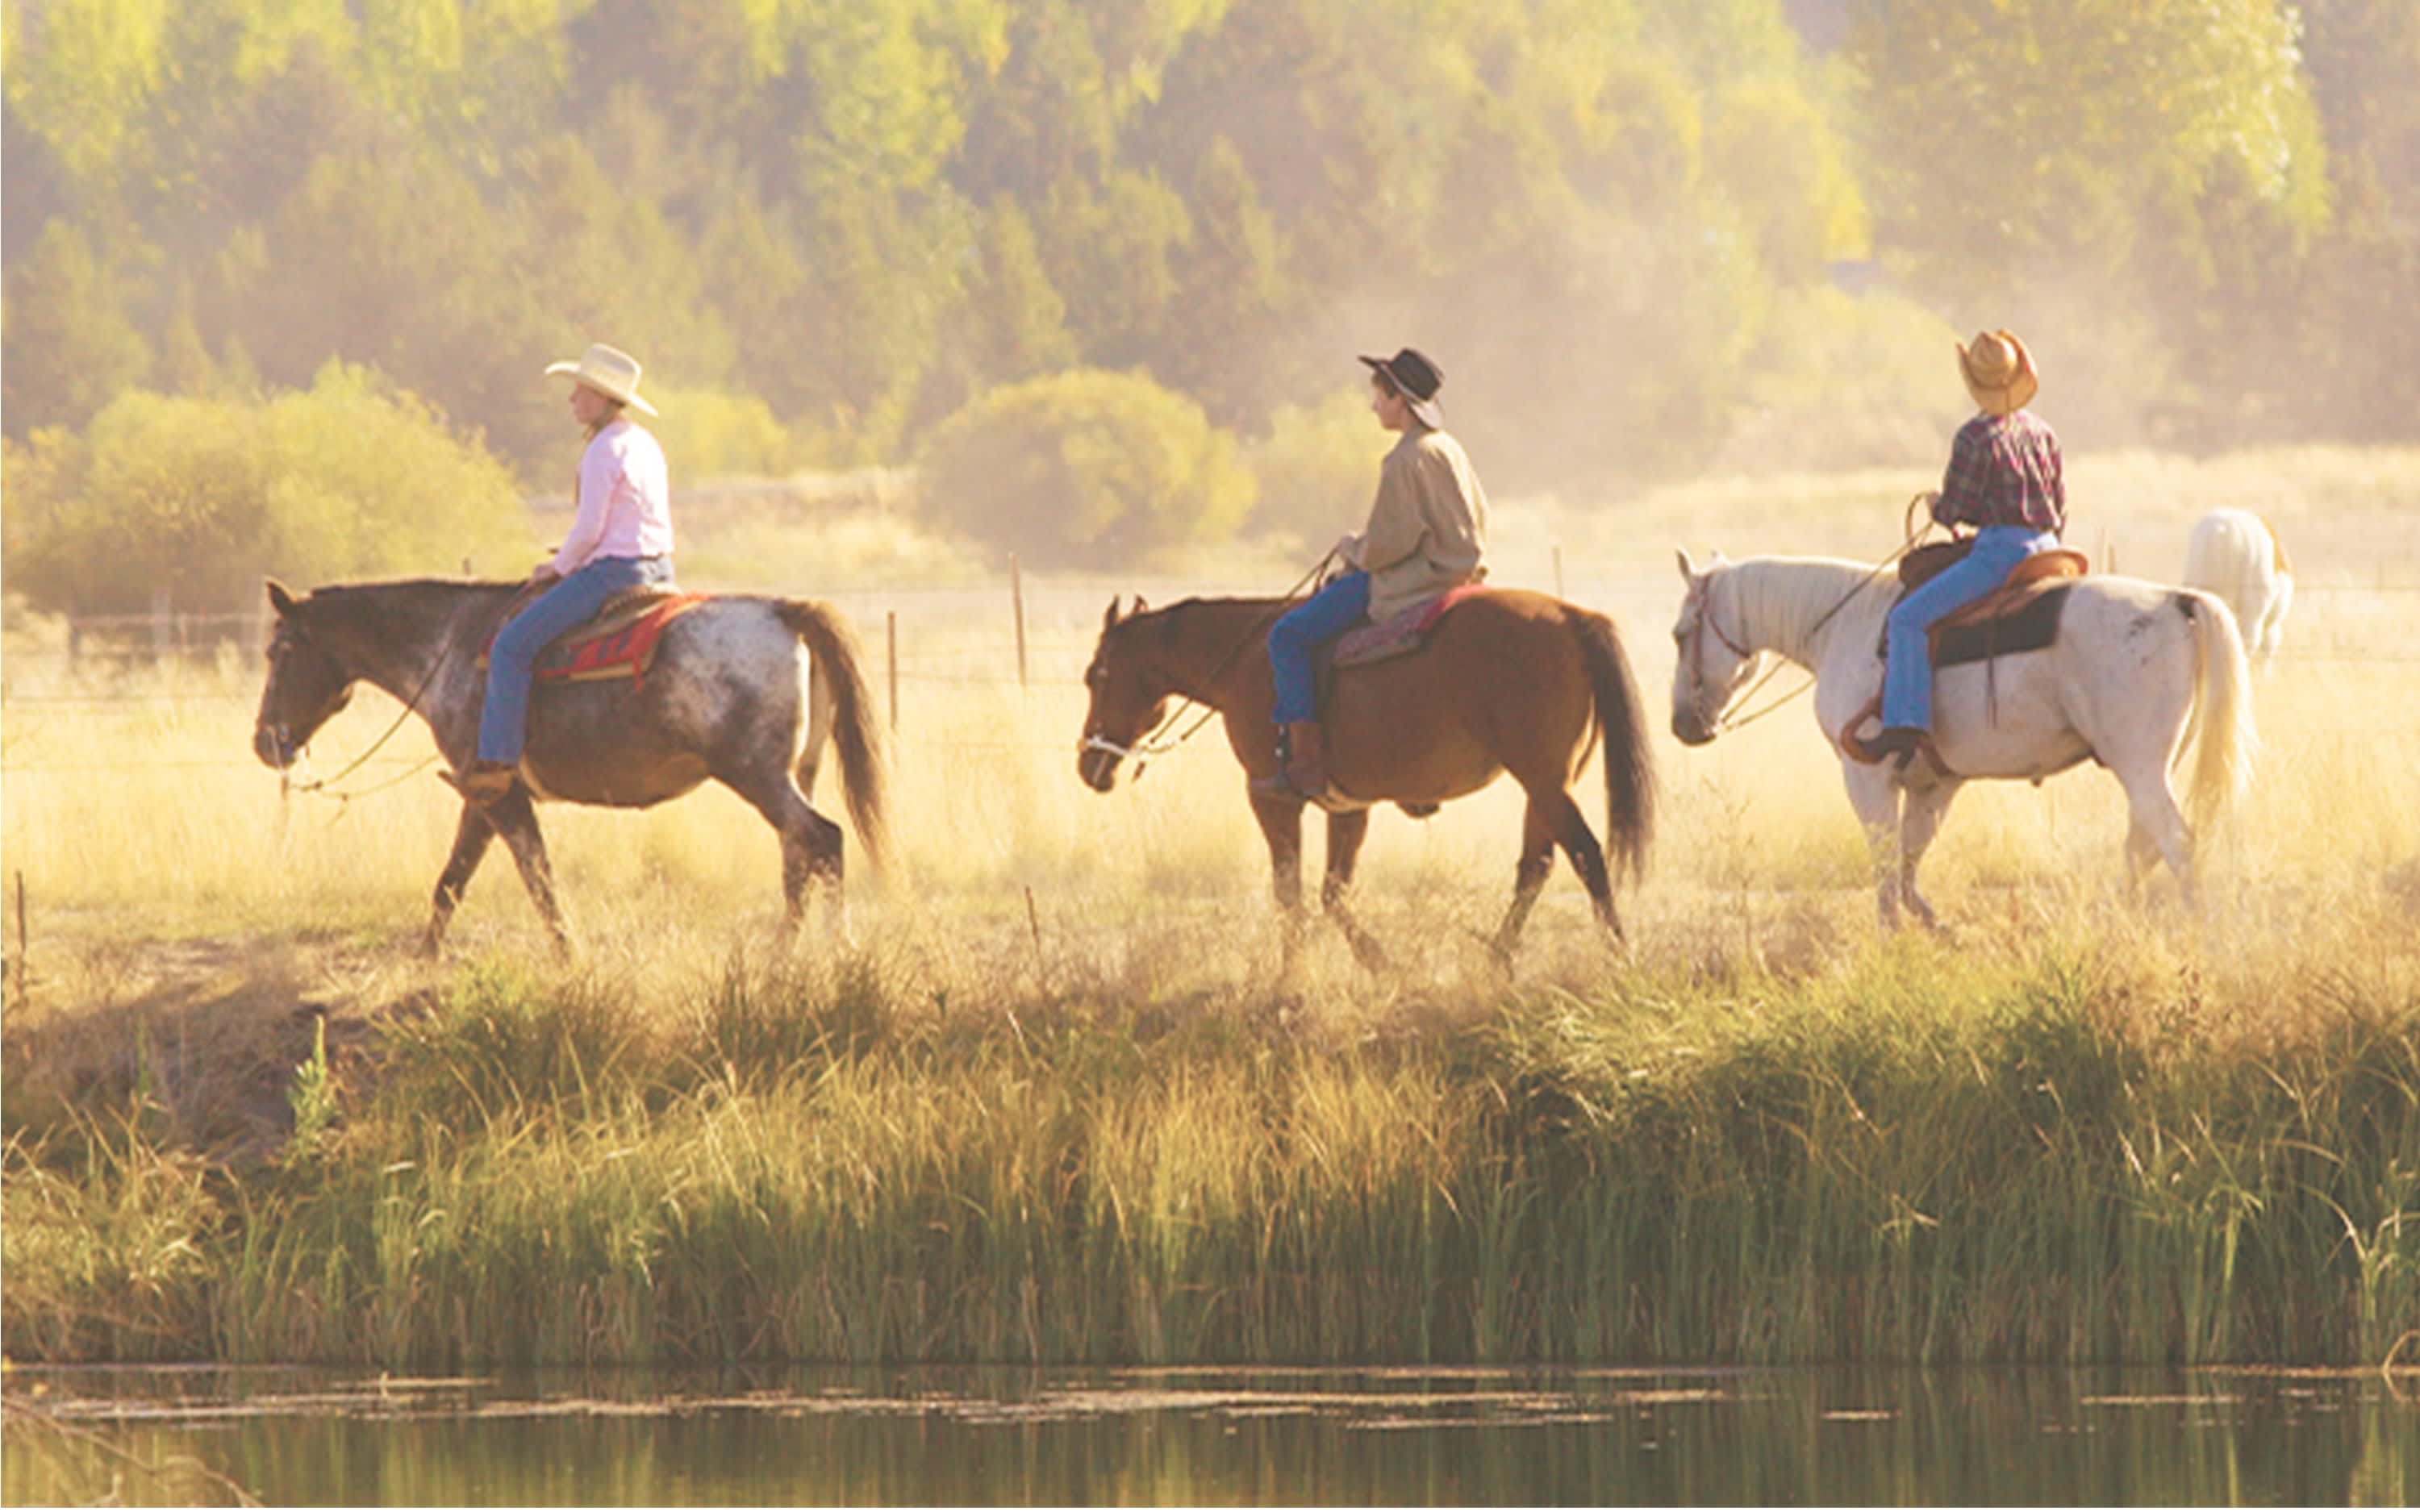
<box><xmin>544</xmin><ymin>342</ymin><xmax>658</xmax><ymax>416</ymax></box>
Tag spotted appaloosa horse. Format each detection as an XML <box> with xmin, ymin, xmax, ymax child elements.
<box><xmin>1078</xmin><ymin>591</ymin><xmax>1654</xmax><ymax>965</ymax></box>
<box><xmin>254</xmin><ymin>577</ymin><xmax>887</xmax><ymax>952</ymax></box>
<box><xmin>1671</xmin><ymin>550</ymin><xmax>2255</xmax><ymax>927</ymax></box>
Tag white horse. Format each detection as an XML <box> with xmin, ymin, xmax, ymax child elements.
<box><xmin>2183</xmin><ymin>508</ymin><xmax>2293</xmax><ymax>667</ymax></box>
<box><xmin>1670</xmin><ymin>550</ymin><xmax>2257</xmax><ymax>927</ymax></box>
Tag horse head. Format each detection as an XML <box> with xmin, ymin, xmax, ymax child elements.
<box><xmin>1670</xmin><ymin>550</ymin><xmax>1759</xmax><ymax>747</ymax></box>
<box><xmin>253</xmin><ymin>581</ymin><xmax>355</xmax><ymax>768</ymax></box>
<box><xmin>1078</xmin><ymin>595</ymin><xmax>1175</xmax><ymax>792</ymax></box>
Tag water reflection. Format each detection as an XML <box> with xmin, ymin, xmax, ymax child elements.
<box><xmin>6</xmin><ymin>1364</ymin><xmax>2414</xmax><ymax>1505</ymax></box>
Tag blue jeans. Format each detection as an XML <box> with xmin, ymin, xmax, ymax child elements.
<box><xmin>1881</xmin><ymin>527</ymin><xmax>2057</xmax><ymax>732</ymax></box>
<box><xmin>1267</xmin><ymin>570</ymin><xmax>1371</xmax><ymax>724</ymax></box>
<box><xmin>477</xmin><ymin>555</ymin><xmax>674</xmax><ymax>764</ymax></box>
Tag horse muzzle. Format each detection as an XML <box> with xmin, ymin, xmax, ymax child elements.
<box><xmin>1671</xmin><ymin>712</ymin><xmax>1717</xmax><ymax>748</ymax></box>
<box><xmin>1078</xmin><ymin>735</ymin><xmax>1125</xmax><ymax>793</ymax></box>
<box><xmin>255</xmin><ymin>724</ymin><xmax>298</xmax><ymax>769</ymax></box>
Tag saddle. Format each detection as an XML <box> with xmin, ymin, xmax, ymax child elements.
<box><xmin>1841</xmin><ymin>547</ymin><xmax>2089</xmax><ymax>769</ymax></box>
<box><xmin>1875</xmin><ymin>545</ymin><xmax>2089</xmax><ymax>666</ymax></box>
<box><xmin>1304</xmin><ymin>584</ymin><xmax>1493</xmax><ymax>817</ymax></box>
<box><xmin>478</xmin><ymin>586</ymin><xmax>711</xmax><ymax>689</ymax></box>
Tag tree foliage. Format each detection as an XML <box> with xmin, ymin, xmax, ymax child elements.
<box><xmin>2</xmin><ymin>0</ymin><xmax>2414</xmax><ymax>586</ymax></box>
<box><xmin>2</xmin><ymin>364</ymin><xmax>528</xmax><ymax>616</ymax></box>
<box><xmin>917</xmin><ymin>367</ymin><xmax>1255</xmax><ymax>567</ymax></box>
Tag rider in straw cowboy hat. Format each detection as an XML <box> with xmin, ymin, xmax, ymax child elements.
<box><xmin>1871</xmin><ymin>329</ymin><xmax>2067</xmax><ymax>765</ymax></box>
<box><xmin>1250</xmin><ymin>346</ymin><xmax>1490</xmax><ymax>801</ymax></box>
<box><xmin>455</xmin><ymin>343</ymin><xmax>677</xmax><ymax>803</ymax></box>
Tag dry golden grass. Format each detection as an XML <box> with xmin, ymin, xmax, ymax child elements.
<box><xmin>3</xmin><ymin>445</ymin><xmax>2417</xmax><ymax>1007</ymax></box>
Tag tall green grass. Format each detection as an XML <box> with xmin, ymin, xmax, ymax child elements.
<box><xmin>6</xmin><ymin>927</ymin><xmax>2414</xmax><ymax>1369</ymax></box>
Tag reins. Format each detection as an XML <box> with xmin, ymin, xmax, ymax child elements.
<box><xmin>1093</xmin><ymin>550</ymin><xmax>1338</xmax><ymax>781</ymax></box>
<box><xmin>1696</xmin><ymin>497</ymin><xmax>1939</xmax><ymax>735</ymax></box>
<box><xmin>273</xmin><ymin>602</ymin><xmax>478</xmax><ymax>806</ymax></box>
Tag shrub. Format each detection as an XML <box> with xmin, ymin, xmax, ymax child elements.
<box><xmin>916</xmin><ymin>368</ymin><xmax>1256</xmax><ymax>569</ymax></box>
<box><xmin>643</xmin><ymin>385</ymin><xmax>812</xmax><ymax>482</ymax></box>
<box><xmin>2</xmin><ymin>362</ymin><xmax>528</xmax><ymax>617</ymax></box>
<box><xmin>1246</xmin><ymin>388</ymin><xmax>1379</xmax><ymax>542</ymax></box>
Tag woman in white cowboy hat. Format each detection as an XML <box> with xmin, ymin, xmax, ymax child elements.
<box><xmin>1872</xmin><ymin>329</ymin><xmax>2067</xmax><ymax>764</ymax></box>
<box><xmin>458</xmin><ymin>342</ymin><xmax>676</xmax><ymax>802</ymax></box>
<box><xmin>1250</xmin><ymin>346</ymin><xmax>1490</xmax><ymax>801</ymax></box>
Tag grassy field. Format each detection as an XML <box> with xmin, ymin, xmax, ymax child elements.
<box><xmin>4</xmin><ymin>446</ymin><xmax>2418</xmax><ymax>1368</ymax></box>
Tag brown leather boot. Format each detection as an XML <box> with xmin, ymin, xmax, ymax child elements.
<box><xmin>1248</xmin><ymin>722</ymin><xmax>1329</xmax><ymax>800</ymax></box>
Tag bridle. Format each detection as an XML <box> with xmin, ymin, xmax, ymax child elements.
<box><xmin>1684</xmin><ymin>531</ymin><xmax>1926</xmax><ymax>738</ymax></box>
<box><xmin>261</xmin><ymin>617</ymin><xmax>451</xmax><ymax>802</ymax></box>
<box><xmin>1080</xmin><ymin>551</ymin><xmax>1337</xmax><ymax>781</ymax></box>
<box><xmin>1682</xmin><ymin>576</ymin><xmax>1792</xmax><ymax>737</ymax></box>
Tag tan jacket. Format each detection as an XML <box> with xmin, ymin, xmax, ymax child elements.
<box><xmin>1343</xmin><ymin>427</ymin><xmax>1490</xmax><ymax>622</ymax></box>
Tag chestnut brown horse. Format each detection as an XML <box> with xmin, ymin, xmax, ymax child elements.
<box><xmin>1079</xmin><ymin>591</ymin><xmax>1653</xmax><ymax>964</ymax></box>
<box><xmin>253</xmin><ymin>577</ymin><xmax>887</xmax><ymax>952</ymax></box>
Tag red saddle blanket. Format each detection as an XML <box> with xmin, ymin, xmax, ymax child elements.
<box><xmin>478</xmin><ymin>590</ymin><xmax>713</xmax><ymax>689</ymax></box>
<box><xmin>1331</xmin><ymin>584</ymin><xmax>1492</xmax><ymax>669</ymax></box>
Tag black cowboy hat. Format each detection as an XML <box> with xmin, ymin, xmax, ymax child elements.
<box><xmin>1358</xmin><ymin>348</ymin><xmax>1445</xmax><ymax>429</ymax></box>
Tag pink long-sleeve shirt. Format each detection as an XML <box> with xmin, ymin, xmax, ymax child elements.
<box><xmin>549</xmin><ymin>417</ymin><xmax>673</xmax><ymax>575</ymax></box>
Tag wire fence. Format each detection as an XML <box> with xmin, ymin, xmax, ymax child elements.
<box><xmin>9</xmin><ymin>573</ymin><xmax>2420</xmax><ymax>776</ymax></box>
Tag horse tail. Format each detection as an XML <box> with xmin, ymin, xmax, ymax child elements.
<box><xmin>777</xmin><ymin>598</ymin><xmax>893</xmax><ymax>875</ymax></box>
<box><xmin>2178</xmin><ymin>589</ymin><xmax>2256</xmax><ymax>835</ymax></box>
<box><xmin>1576</xmin><ymin>610</ymin><xmax>1654</xmax><ymax>883</ymax></box>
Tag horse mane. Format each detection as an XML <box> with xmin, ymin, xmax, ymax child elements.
<box><xmin>1727</xmin><ymin>555</ymin><xmax>1899</xmax><ymax>653</ymax></box>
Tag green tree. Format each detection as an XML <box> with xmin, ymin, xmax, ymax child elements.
<box><xmin>1</xmin><ymin>221</ymin><xmax>152</xmax><ymax>437</ymax></box>
<box><xmin>4</xmin><ymin>363</ymin><xmax>526</xmax><ymax>618</ymax></box>
<box><xmin>917</xmin><ymin>367</ymin><xmax>1255</xmax><ymax>567</ymax></box>
<box><xmin>1847</xmin><ymin>0</ymin><xmax>2330</xmax><ymax>301</ymax></box>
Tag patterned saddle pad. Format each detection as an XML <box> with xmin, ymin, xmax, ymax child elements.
<box><xmin>478</xmin><ymin>589</ymin><xmax>713</xmax><ymax>688</ymax></box>
<box><xmin>1329</xmin><ymin>584</ymin><xmax>1493</xmax><ymax>669</ymax></box>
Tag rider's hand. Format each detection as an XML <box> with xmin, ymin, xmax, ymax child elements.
<box><xmin>529</xmin><ymin>564</ymin><xmax>562</xmax><ymax>585</ymax></box>
<box><xmin>1332</xmin><ymin>532</ymin><xmax>1358</xmax><ymax>564</ymax></box>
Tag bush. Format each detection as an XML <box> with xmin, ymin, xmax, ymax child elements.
<box><xmin>643</xmin><ymin>386</ymin><xmax>813</xmax><ymax>482</ymax></box>
<box><xmin>916</xmin><ymin>369</ymin><xmax>1256</xmax><ymax>569</ymax></box>
<box><xmin>1246</xmin><ymin>389</ymin><xmax>1379</xmax><ymax>542</ymax></box>
<box><xmin>2</xmin><ymin>362</ymin><xmax>529</xmax><ymax>617</ymax></box>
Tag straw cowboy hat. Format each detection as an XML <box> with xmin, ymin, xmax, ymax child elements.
<box><xmin>1359</xmin><ymin>347</ymin><xmax>1446</xmax><ymax>429</ymax></box>
<box><xmin>545</xmin><ymin>342</ymin><xmax>658</xmax><ymax>416</ymax></box>
<box><xmin>1957</xmin><ymin>330</ymin><xmax>2038</xmax><ymax>416</ymax></box>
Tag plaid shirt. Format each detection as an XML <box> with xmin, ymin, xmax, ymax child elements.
<box><xmin>1932</xmin><ymin>410</ymin><xmax>2065</xmax><ymax>535</ymax></box>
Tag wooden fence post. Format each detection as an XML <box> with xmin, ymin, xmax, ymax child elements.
<box><xmin>1010</xmin><ymin>555</ymin><xmax>1028</xmax><ymax>689</ymax></box>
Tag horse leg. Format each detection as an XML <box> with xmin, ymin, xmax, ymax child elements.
<box><xmin>2123</xmin><ymin>816</ymin><xmax>2162</xmax><ymax>897</ymax></box>
<box><xmin>1321</xmin><ymin>809</ymin><xmax>1387</xmax><ymax>971</ymax></box>
<box><xmin>2113</xmin><ymin>763</ymin><xmax>2197</xmax><ymax>907</ymax></box>
<box><xmin>724</xmin><ymin>769</ymin><xmax>846</xmax><ymax>942</ymax></box>
<box><xmin>1842</xmin><ymin>760</ymin><xmax>1905</xmax><ymax>927</ymax></box>
<box><xmin>485</xmin><ymin>788</ymin><xmax>572</xmax><ymax>954</ymax></box>
<box><xmin>1897</xmin><ymin>781</ymin><xmax>1960</xmax><ymax>931</ymax></box>
<box><xmin>1487</xmin><ymin>797</ymin><xmax>1560</xmax><ymax>968</ymax></box>
<box><xmin>1544</xmin><ymin>789</ymin><xmax>1621</xmax><ymax>948</ymax></box>
<box><xmin>1250</xmin><ymin>790</ymin><xmax>1309</xmax><ymax>969</ymax></box>
<box><xmin>424</xmin><ymin>802</ymin><xmax>499</xmax><ymax>956</ymax></box>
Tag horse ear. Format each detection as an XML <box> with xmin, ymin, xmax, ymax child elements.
<box><xmin>1133</xmin><ymin>595</ymin><xmax>1148</xmax><ymax>614</ymax></box>
<box><xmin>1675</xmin><ymin>549</ymin><xmax>1699</xmax><ymax>582</ymax></box>
<box><xmin>1103</xmin><ymin>597</ymin><xmax>1123</xmax><ymax>631</ymax></box>
<box><xmin>266</xmin><ymin>579</ymin><xmax>299</xmax><ymax>617</ymax></box>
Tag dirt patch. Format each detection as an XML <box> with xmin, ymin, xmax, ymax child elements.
<box><xmin>2</xmin><ymin>932</ymin><xmax>418</xmax><ymax>1168</ymax></box>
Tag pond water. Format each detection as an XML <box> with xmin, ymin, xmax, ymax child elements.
<box><xmin>5</xmin><ymin>1363</ymin><xmax>2414</xmax><ymax>1505</ymax></box>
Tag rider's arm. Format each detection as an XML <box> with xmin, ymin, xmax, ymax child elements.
<box><xmin>1345</xmin><ymin>448</ymin><xmax>1427</xmax><ymax>573</ymax></box>
<box><xmin>549</xmin><ymin>435</ymin><xmax>615</xmax><ymax>576</ymax></box>
<box><xmin>1932</xmin><ymin>420</ymin><xmax>1991</xmax><ymax>529</ymax></box>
